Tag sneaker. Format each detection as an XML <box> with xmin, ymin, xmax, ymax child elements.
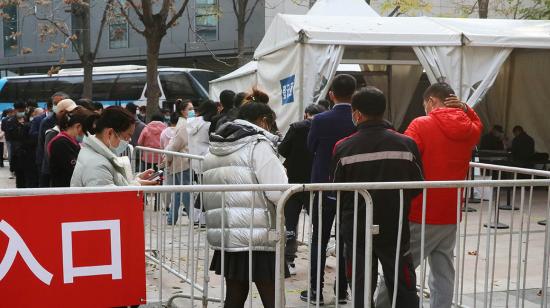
<box><xmin>288</xmin><ymin>262</ymin><xmax>297</xmax><ymax>276</ymax></box>
<box><xmin>300</xmin><ymin>290</ymin><xmax>324</xmax><ymax>305</ymax></box>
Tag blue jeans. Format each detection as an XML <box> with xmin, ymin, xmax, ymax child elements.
<box><xmin>167</xmin><ymin>169</ymin><xmax>191</xmax><ymax>225</ymax></box>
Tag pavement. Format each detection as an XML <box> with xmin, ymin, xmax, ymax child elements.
<box><xmin>1</xmin><ymin>161</ymin><xmax>549</xmax><ymax>307</ymax></box>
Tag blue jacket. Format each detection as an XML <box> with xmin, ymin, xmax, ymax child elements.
<box><xmin>29</xmin><ymin>113</ymin><xmax>46</xmax><ymax>138</ymax></box>
<box><xmin>36</xmin><ymin>114</ymin><xmax>56</xmax><ymax>167</ymax></box>
<box><xmin>307</xmin><ymin>103</ymin><xmax>355</xmax><ymax>183</ymax></box>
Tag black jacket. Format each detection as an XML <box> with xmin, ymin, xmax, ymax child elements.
<box><xmin>49</xmin><ymin>135</ymin><xmax>80</xmax><ymax>187</ymax></box>
<box><xmin>278</xmin><ymin>119</ymin><xmax>313</xmax><ymax>183</ymax></box>
<box><xmin>511</xmin><ymin>132</ymin><xmax>535</xmax><ymax>163</ymax></box>
<box><xmin>332</xmin><ymin>120</ymin><xmax>424</xmax><ymax>244</ymax></box>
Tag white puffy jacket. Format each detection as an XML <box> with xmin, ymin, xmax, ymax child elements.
<box><xmin>202</xmin><ymin>119</ymin><xmax>288</xmax><ymax>252</ymax></box>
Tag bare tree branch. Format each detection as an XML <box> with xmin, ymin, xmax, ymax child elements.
<box><xmin>117</xmin><ymin>0</ymin><xmax>145</xmax><ymax>34</ymax></box>
<box><xmin>166</xmin><ymin>0</ymin><xmax>190</xmax><ymax>29</ymax></box>
<box><xmin>125</xmin><ymin>0</ymin><xmax>143</xmax><ymax>19</ymax></box>
<box><xmin>92</xmin><ymin>0</ymin><xmax>114</xmax><ymax>59</ymax></box>
<box><xmin>244</xmin><ymin>0</ymin><xmax>262</xmax><ymax>25</ymax></box>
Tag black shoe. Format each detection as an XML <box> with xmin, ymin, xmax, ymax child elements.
<box><xmin>300</xmin><ymin>290</ymin><xmax>324</xmax><ymax>305</ymax></box>
<box><xmin>334</xmin><ymin>284</ymin><xmax>349</xmax><ymax>304</ymax></box>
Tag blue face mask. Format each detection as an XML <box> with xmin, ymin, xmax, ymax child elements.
<box><xmin>76</xmin><ymin>134</ymin><xmax>84</xmax><ymax>143</ymax></box>
<box><xmin>16</xmin><ymin>112</ymin><xmax>25</xmax><ymax>118</ymax></box>
<box><xmin>52</xmin><ymin>105</ymin><xmax>58</xmax><ymax>114</ymax></box>
<box><xmin>187</xmin><ymin>110</ymin><xmax>195</xmax><ymax>118</ymax></box>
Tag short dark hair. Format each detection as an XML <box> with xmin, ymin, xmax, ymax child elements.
<box><xmin>51</xmin><ymin>92</ymin><xmax>69</xmax><ymax>100</ymax></box>
<box><xmin>318</xmin><ymin>99</ymin><xmax>331</xmax><ymax>110</ymax></box>
<box><xmin>46</xmin><ymin>98</ymin><xmax>53</xmax><ymax>110</ymax></box>
<box><xmin>76</xmin><ymin>98</ymin><xmax>93</xmax><ymax>111</ymax></box>
<box><xmin>331</xmin><ymin>74</ymin><xmax>357</xmax><ymax>99</ymax></box>
<box><xmin>512</xmin><ymin>125</ymin><xmax>524</xmax><ymax>134</ymax></box>
<box><xmin>169</xmin><ymin>112</ymin><xmax>179</xmax><ymax>125</ymax></box>
<box><xmin>423</xmin><ymin>82</ymin><xmax>455</xmax><ymax>101</ymax></box>
<box><xmin>26</xmin><ymin>99</ymin><xmax>38</xmax><ymax>108</ymax></box>
<box><xmin>196</xmin><ymin>100</ymin><xmax>218</xmax><ymax>122</ymax></box>
<box><xmin>92</xmin><ymin>101</ymin><xmax>104</xmax><ymax>111</ymax></box>
<box><xmin>138</xmin><ymin>105</ymin><xmax>146</xmax><ymax>112</ymax></box>
<box><xmin>238</xmin><ymin>102</ymin><xmax>275</xmax><ymax>126</ymax></box>
<box><xmin>305</xmin><ymin>104</ymin><xmax>326</xmax><ymax>116</ymax></box>
<box><xmin>13</xmin><ymin>101</ymin><xmax>26</xmax><ymax>110</ymax></box>
<box><xmin>95</xmin><ymin>106</ymin><xmax>136</xmax><ymax>134</ymax></box>
<box><xmin>233</xmin><ymin>92</ymin><xmax>247</xmax><ymax>108</ymax></box>
<box><xmin>220</xmin><ymin>90</ymin><xmax>236</xmax><ymax>110</ymax></box>
<box><xmin>151</xmin><ymin>114</ymin><xmax>164</xmax><ymax>122</ymax></box>
<box><xmin>352</xmin><ymin>86</ymin><xmax>386</xmax><ymax>117</ymax></box>
<box><xmin>125</xmin><ymin>102</ymin><xmax>138</xmax><ymax>114</ymax></box>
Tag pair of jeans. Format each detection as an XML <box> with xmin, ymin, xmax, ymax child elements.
<box><xmin>308</xmin><ymin>194</ymin><xmax>348</xmax><ymax>294</ymax></box>
<box><xmin>166</xmin><ymin>169</ymin><xmax>191</xmax><ymax>225</ymax></box>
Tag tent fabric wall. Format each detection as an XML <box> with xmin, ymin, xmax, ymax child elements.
<box><xmin>476</xmin><ymin>49</ymin><xmax>550</xmax><ymax>154</ymax></box>
<box><xmin>413</xmin><ymin>46</ymin><xmax>511</xmax><ymax>106</ymax></box>
<box><xmin>389</xmin><ymin>65</ymin><xmax>424</xmax><ymax>129</ymax></box>
<box><xmin>256</xmin><ymin>44</ymin><xmax>303</xmax><ymax>133</ymax></box>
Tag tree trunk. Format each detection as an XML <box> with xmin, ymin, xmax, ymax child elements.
<box><xmin>82</xmin><ymin>59</ymin><xmax>93</xmax><ymax>99</ymax></box>
<box><xmin>237</xmin><ymin>23</ymin><xmax>246</xmax><ymax>67</ymax></box>
<box><xmin>478</xmin><ymin>0</ymin><xmax>489</xmax><ymax>18</ymax></box>
<box><xmin>75</xmin><ymin>0</ymin><xmax>93</xmax><ymax>99</ymax></box>
<box><xmin>145</xmin><ymin>33</ymin><xmax>162</xmax><ymax>122</ymax></box>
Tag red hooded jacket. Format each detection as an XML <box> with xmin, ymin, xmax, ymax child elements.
<box><xmin>405</xmin><ymin>106</ymin><xmax>482</xmax><ymax>224</ymax></box>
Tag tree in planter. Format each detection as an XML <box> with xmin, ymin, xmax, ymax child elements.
<box><xmin>231</xmin><ymin>0</ymin><xmax>262</xmax><ymax>66</ymax></box>
<box><xmin>115</xmin><ymin>0</ymin><xmax>190</xmax><ymax>120</ymax></box>
<box><xmin>32</xmin><ymin>0</ymin><xmax>115</xmax><ymax>99</ymax></box>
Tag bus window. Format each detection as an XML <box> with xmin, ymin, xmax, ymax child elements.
<box><xmin>111</xmin><ymin>73</ymin><xmax>146</xmax><ymax>100</ymax></box>
<box><xmin>55</xmin><ymin>76</ymin><xmax>83</xmax><ymax>98</ymax></box>
<box><xmin>92</xmin><ymin>74</ymin><xmax>118</xmax><ymax>101</ymax></box>
<box><xmin>188</xmin><ymin>70</ymin><xmax>219</xmax><ymax>91</ymax></box>
<box><xmin>159</xmin><ymin>72</ymin><xmax>198</xmax><ymax>101</ymax></box>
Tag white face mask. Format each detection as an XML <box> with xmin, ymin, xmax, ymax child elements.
<box><xmin>108</xmin><ymin>131</ymin><xmax>129</xmax><ymax>156</ymax></box>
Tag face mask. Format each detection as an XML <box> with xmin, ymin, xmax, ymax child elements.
<box><xmin>351</xmin><ymin>111</ymin><xmax>359</xmax><ymax>127</ymax></box>
<box><xmin>29</xmin><ymin>117</ymin><xmax>34</xmax><ymax>122</ymax></box>
<box><xmin>109</xmin><ymin>132</ymin><xmax>129</xmax><ymax>156</ymax></box>
<box><xmin>52</xmin><ymin>106</ymin><xmax>58</xmax><ymax>114</ymax></box>
<box><xmin>76</xmin><ymin>134</ymin><xmax>84</xmax><ymax>143</ymax></box>
<box><xmin>187</xmin><ymin>110</ymin><xmax>195</xmax><ymax>118</ymax></box>
<box><xmin>164</xmin><ymin>116</ymin><xmax>170</xmax><ymax>121</ymax></box>
<box><xmin>16</xmin><ymin>112</ymin><xmax>25</xmax><ymax>118</ymax></box>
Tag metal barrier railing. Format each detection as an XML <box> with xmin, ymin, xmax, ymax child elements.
<box><xmin>1</xmin><ymin>159</ymin><xmax>549</xmax><ymax>308</ymax></box>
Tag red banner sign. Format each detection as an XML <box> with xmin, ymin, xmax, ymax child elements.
<box><xmin>0</xmin><ymin>191</ymin><xmax>146</xmax><ymax>307</ymax></box>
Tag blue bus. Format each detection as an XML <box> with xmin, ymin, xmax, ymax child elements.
<box><xmin>0</xmin><ymin>65</ymin><xmax>220</xmax><ymax>112</ymax></box>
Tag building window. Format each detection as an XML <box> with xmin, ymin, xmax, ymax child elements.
<box><xmin>109</xmin><ymin>22</ymin><xmax>128</xmax><ymax>49</ymax></box>
<box><xmin>109</xmin><ymin>1</ymin><xmax>128</xmax><ymax>49</ymax></box>
<box><xmin>195</xmin><ymin>0</ymin><xmax>218</xmax><ymax>41</ymax></box>
<box><xmin>2</xmin><ymin>5</ymin><xmax>18</xmax><ymax>57</ymax></box>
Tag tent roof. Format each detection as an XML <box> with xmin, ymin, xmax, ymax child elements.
<box><xmin>307</xmin><ymin>0</ymin><xmax>379</xmax><ymax>17</ymax></box>
<box><xmin>210</xmin><ymin>61</ymin><xmax>257</xmax><ymax>84</ymax></box>
<box><xmin>255</xmin><ymin>14</ymin><xmax>550</xmax><ymax>58</ymax></box>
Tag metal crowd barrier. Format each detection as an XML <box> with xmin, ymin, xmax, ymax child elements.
<box><xmin>1</xmin><ymin>156</ymin><xmax>549</xmax><ymax>308</ymax></box>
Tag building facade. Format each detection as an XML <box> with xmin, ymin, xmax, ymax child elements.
<box><xmin>0</xmin><ymin>0</ymin><xmax>268</xmax><ymax>76</ymax></box>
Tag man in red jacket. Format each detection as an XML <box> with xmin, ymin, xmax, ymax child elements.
<box><xmin>405</xmin><ymin>82</ymin><xmax>482</xmax><ymax>307</ymax></box>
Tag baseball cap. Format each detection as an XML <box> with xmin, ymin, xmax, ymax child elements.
<box><xmin>57</xmin><ymin>99</ymin><xmax>78</xmax><ymax>113</ymax></box>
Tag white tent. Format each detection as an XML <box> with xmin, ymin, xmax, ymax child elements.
<box><xmin>210</xmin><ymin>0</ymin><xmax>550</xmax><ymax>153</ymax></box>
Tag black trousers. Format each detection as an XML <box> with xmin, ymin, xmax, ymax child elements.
<box><xmin>0</xmin><ymin>142</ymin><xmax>4</xmax><ymax>167</ymax></box>
<box><xmin>343</xmin><ymin>228</ymin><xmax>418</xmax><ymax>308</ymax></box>
<box><xmin>284</xmin><ymin>191</ymin><xmax>308</xmax><ymax>263</ymax></box>
<box><xmin>309</xmin><ymin>194</ymin><xmax>348</xmax><ymax>293</ymax></box>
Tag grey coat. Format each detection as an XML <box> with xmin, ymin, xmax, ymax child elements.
<box><xmin>202</xmin><ymin>120</ymin><xmax>287</xmax><ymax>252</ymax></box>
<box><xmin>71</xmin><ymin>135</ymin><xmax>134</xmax><ymax>187</ymax></box>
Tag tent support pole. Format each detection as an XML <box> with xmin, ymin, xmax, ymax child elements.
<box><xmin>503</xmin><ymin>52</ymin><xmax>516</xmax><ymax>134</ymax></box>
<box><xmin>298</xmin><ymin>42</ymin><xmax>305</xmax><ymax>123</ymax></box>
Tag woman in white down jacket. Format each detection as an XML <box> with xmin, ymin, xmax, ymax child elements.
<box><xmin>202</xmin><ymin>90</ymin><xmax>288</xmax><ymax>308</ymax></box>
